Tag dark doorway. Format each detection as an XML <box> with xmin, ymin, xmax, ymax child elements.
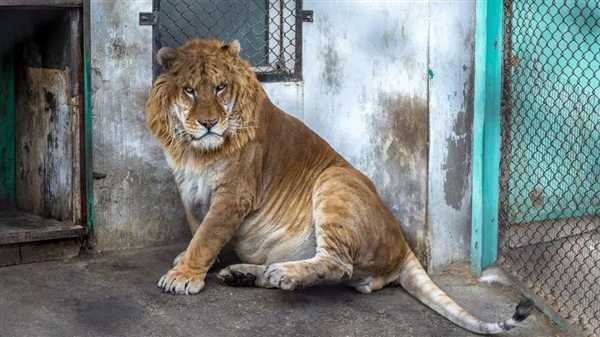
<box><xmin>0</xmin><ymin>3</ymin><xmax>85</xmax><ymax>266</ymax></box>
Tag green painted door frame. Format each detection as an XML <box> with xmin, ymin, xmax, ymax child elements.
<box><xmin>471</xmin><ymin>0</ymin><xmax>504</xmax><ymax>275</ymax></box>
<box><xmin>82</xmin><ymin>0</ymin><xmax>94</xmax><ymax>233</ymax></box>
<box><xmin>0</xmin><ymin>51</ymin><xmax>15</xmax><ymax>207</ymax></box>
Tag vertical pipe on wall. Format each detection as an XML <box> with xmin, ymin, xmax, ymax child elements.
<box><xmin>471</xmin><ymin>0</ymin><xmax>503</xmax><ymax>275</ymax></box>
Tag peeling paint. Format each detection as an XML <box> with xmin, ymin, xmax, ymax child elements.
<box><xmin>316</xmin><ymin>15</ymin><xmax>344</xmax><ymax>95</ymax></box>
<box><xmin>369</xmin><ymin>9</ymin><xmax>411</xmax><ymax>64</ymax></box>
<box><xmin>362</xmin><ymin>93</ymin><xmax>429</xmax><ymax>261</ymax></box>
<box><xmin>443</xmin><ymin>116</ymin><xmax>470</xmax><ymax>210</ymax></box>
<box><xmin>319</xmin><ymin>43</ymin><xmax>343</xmax><ymax>95</ymax></box>
<box><xmin>442</xmin><ymin>63</ymin><xmax>474</xmax><ymax>211</ymax></box>
<box><xmin>427</xmin><ymin>0</ymin><xmax>476</xmax><ymax>272</ymax></box>
<box><xmin>380</xmin><ymin>12</ymin><xmax>404</xmax><ymax>61</ymax></box>
<box><xmin>91</xmin><ymin>0</ymin><xmax>188</xmax><ymax>251</ymax></box>
<box><xmin>109</xmin><ymin>37</ymin><xmax>127</xmax><ymax>59</ymax></box>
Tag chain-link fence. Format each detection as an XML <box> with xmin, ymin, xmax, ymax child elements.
<box><xmin>499</xmin><ymin>1</ymin><xmax>600</xmax><ymax>336</ymax></box>
<box><xmin>154</xmin><ymin>0</ymin><xmax>302</xmax><ymax>81</ymax></box>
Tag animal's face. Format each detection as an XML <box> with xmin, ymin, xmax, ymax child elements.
<box><xmin>170</xmin><ymin>73</ymin><xmax>235</xmax><ymax>151</ymax></box>
<box><xmin>153</xmin><ymin>39</ymin><xmax>252</xmax><ymax>152</ymax></box>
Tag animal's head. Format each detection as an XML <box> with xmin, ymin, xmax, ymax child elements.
<box><xmin>145</xmin><ymin>39</ymin><xmax>263</xmax><ymax>162</ymax></box>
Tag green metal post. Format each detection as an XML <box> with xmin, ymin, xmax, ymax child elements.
<box><xmin>472</xmin><ymin>0</ymin><xmax>504</xmax><ymax>275</ymax></box>
<box><xmin>0</xmin><ymin>51</ymin><xmax>15</xmax><ymax>206</ymax></box>
<box><xmin>83</xmin><ymin>0</ymin><xmax>94</xmax><ymax>233</ymax></box>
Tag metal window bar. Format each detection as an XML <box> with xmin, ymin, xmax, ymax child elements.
<box><xmin>153</xmin><ymin>0</ymin><xmax>302</xmax><ymax>82</ymax></box>
<box><xmin>498</xmin><ymin>1</ymin><xmax>600</xmax><ymax>336</ymax></box>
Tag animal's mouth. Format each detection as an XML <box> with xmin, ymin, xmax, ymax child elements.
<box><xmin>190</xmin><ymin>131</ymin><xmax>224</xmax><ymax>141</ymax></box>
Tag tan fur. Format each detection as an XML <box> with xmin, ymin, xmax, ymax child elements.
<box><xmin>146</xmin><ymin>39</ymin><xmax>530</xmax><ymax>334</ymax></box>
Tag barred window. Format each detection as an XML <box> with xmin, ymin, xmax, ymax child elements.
<box><xmin>154</xmin><ymin>0</ymin><xmax>303</xmax><ymax>81</ymax></box>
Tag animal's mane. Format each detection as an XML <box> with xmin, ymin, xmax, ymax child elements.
<box><xmin>145</xmin><ymin>39</ymin><xmax>266</xmax><ymax>168</ymax></box>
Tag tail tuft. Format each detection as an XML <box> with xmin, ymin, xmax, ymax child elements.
<box><xmin>513</xmin><ymin>299</ymin><xmax>534</xmax><ymax>322</ymax></box>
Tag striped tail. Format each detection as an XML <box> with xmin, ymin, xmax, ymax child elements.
<box><xmin>398</xmin><ymin>250</ymin><xmax>533</xmax><ymax>335</ymax></box>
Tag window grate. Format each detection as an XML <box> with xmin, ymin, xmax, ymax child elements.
<box><xmin>153</xmin><ymin>0</ymin><xmax>303</xmax><ymax>82</ymax></box>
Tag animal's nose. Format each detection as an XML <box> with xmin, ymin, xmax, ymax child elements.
<box><xmin>198</xmin><ymin>118</ymin><xmax>218</xmax><ymax>129</ymax></box>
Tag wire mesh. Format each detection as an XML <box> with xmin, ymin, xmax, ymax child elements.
<box><xmin>499</xmin><ymin>1</ymin><xmax>600</xmax><ymax>336</ymax></box>
<box><xmin>155</xmin><ymin>0</ymin><xmax>301</xmax><ymax>81</ymax></box>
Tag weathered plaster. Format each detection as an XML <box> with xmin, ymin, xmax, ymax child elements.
<box><xmin>427</xmin><ymin>1</ymin><xmax>476</xmax><ymax>272</ymax></box>
<box><xmin>16</xmin><ymin>68</ymin><xmax>71</xmax><ymax>221</ymax></box>
<box><xmin>90</xmin><ymin>0</ymin><xmax>188</xmax><ymax>250</ymax></box>
<box><xmin>90</xmin><ymin>0</ymin><xmax>476</xmax><ymax>272</ymax></box>
<box><xmin>302</xmin><ymin>1</ymin><xmax>430</xmax><ymax>263</ymax></box>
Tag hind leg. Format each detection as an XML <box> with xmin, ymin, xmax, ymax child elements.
<box><xmin>217</xmin><ymin>264</ymin><xmax>272</xmax><ymax>288</ymax></box>
<box><xmin>264</xmin><ymin>222</ymin><xmax>354</xmax><ymax>290</ymax></box>
<box><xmin>349</xmin><ymin>276</ymin><xmax>388</xmax><ymax>294</ymax></box>
<box><xmin>265</xmin><ymin>166</ymin><xmax>400</xmax><ymax>291</ymax></box>
<box><xmin>265</xmin><ymin>255</ymin><xmax>352</xmax><ymax>290</ymax></box>
<box><xmin>263</xmin><ymin>168</ymin><xmax>361</xmax><ymax>291</ymax></box>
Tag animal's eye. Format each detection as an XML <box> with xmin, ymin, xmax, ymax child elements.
<box><xmin>183</xmin><ymin>87</ymin><xmax>195</xmax><ymax>95</ymax></box>
<box><xmin>215</xmin><ymin>83</ymin><xmax>227</xmax><ymax>93</ymax></box>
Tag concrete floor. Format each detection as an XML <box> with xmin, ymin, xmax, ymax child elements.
<box><xmin>0</xmin><ymin>244</ymin><xmax>568</xmax><ymax>337</ymax></box>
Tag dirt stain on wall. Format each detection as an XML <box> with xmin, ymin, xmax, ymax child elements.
<box><xmin>91</xmin><ymin>1</ymin><xmax>188</xmax><ymax>251</ymax></box>
<box><xmin>319</xmin><ymin>43</ymin><xmax>343</xmax><ymax>95</ymax></box>
<box><xmin>317</xmin><ymin>15</ymin><xmax>344</xmax><ymax>95</ymax></box>
<box><xmin>364</xmin><ymin>93</ymin><xmax>429</xmax><ymax>264</ymax></box>
<box><xmin>442</xmin><ymin>66</ymin><xmax>474</xmax><ymax>210</ymax></box>
<box><xmin>379</xmin><ymin>11</ymin><xmax>406</xmax><ymax>62</ymax></box>
<box><xmin>110</xmin><ymin>37</ymin><xmax>128</xmax><ymax>59</ymax></box>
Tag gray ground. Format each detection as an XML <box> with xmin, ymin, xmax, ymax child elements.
<box><xmin>0</xmin><ymin>244</ymin><xmax>568</xmax><ymax>337</ymax></box>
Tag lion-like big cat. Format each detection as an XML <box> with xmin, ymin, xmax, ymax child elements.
<box><xmin>145</xmin><ymin>38</ymin><xmax>532</xmax><ymax>335</ymax></box>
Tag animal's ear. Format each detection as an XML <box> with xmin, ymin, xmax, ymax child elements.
<box><xmin>157</xmin><ymin>47</ymin><xmax>180</xmax><ymax>69</ymax></box>
<box><xmin>221</xmin><ymin>40</ymin><xmax>241</xmax><ymax>57</ymax></box>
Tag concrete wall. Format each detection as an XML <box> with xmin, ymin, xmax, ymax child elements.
<box><xmin>301</xmin><ymin>0</ymin><xmax>431</xmax><ymax>263</ymax></box>
<box><xmin>90</xmin><ymin>0</ymin><xmax>188</xmax><ymax>250</ymax></box>
<box><xmin>90</xmin><ymin>0</ymin><xmax>475</xmax><ymax>271</ymax></box>
<box><xmin>427</xmin><ymin>1</ymin><xmax>475</xmax><ymax>272</ymax></box>
<box><xmin>264</xmin><ymin>1</ymin><xmax>475</xmax><ymax>270</ymax></box>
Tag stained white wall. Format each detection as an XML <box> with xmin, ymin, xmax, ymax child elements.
<box><xmin>427</xmin><ymin>1</ymin><xmax>475</xmax><ymax>272</ymax></box>
<box><xmin>90</xmin><ymin>0</ymin><xmax>475</xmax><ymax>271</ymax></box>
<box><xmin>264</xmin><ymin>1</ymin><xmax>475</xmax><ymax>271</ymax></box>
<box><xmin>90</xmin><ymin>0</ymin><xmax>188</xmax><ymax>250</ymax></box>
<box><xmin>301</xmin><ymin>0</ymin><xmax>431</xmax><ymax>263</ymax></box>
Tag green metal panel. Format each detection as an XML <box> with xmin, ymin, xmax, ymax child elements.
<box><xmin>83</xmin><ymin>2</ymin><xmax>94</xmax><ymax>233</ymax></box>
<box><xmin>505</xmin><ymin>1</ymin><xmax>600</xmax><ymax>223</ymax></box>
<box><xmin>472</xmin><ymin>0</ymin><xmax>503</xmax><ymax>275</ymax></box>
<box><xmin>0</xmin><ymin>52</ymin><xmax>15</xmax><ymax>206</ymax></box>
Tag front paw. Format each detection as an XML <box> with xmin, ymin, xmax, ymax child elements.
<box><xmin>157</xmin><ymin>265</ymin><xmax>205</xmax><ymax>295</ymax></box>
